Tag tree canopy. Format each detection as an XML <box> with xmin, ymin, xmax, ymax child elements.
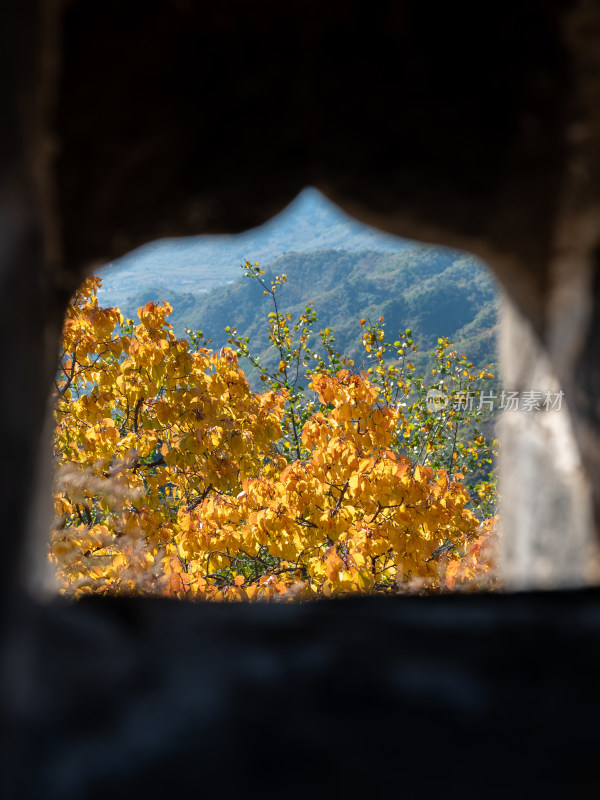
<box><xmin>50</xmin><ymin>267</ymin><xmax>498</xmax><ymax>600</ymax></box>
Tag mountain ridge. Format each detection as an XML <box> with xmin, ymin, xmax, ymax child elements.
<box><xmin>97</xmin><ymin>188</ymin><xmax>413</xmax><ymax>306</ymax></box>
<box><xmin>114</xmin><ymin>247</ymin><xmax>500</xmax><ymax>381</ymax></box>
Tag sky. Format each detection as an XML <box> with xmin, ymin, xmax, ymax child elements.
<box><xmin>97</xmin><ymin>187</ymin><xmax>413</xmax><ymax>304</ymax></box>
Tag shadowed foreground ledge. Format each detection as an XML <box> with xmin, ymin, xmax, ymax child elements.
<box><xmin>5</xmin><ymin>591</ymin><xmax>600</xmax><ymax>799</ymax></box>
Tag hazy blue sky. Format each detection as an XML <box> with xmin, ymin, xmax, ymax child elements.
<box><xmin>97</xmin><ymin>187</ymin><xmax>413</xmax><ymax>304</ymax></box>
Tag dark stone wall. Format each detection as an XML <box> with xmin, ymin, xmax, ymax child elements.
<box><xmin>8</xmin><ymin>591</ymin><xmax>600</xmax><ymax>800</ymax></box>
<box><xmin>6</xmin><ymin>590</ymin><xmax>600</xmax><ymax>798</ymax></box>
<box><xmin>56</xmin><ymin>1</ymin><xmax>568</xmax><ymax>323</ymax></box>
<box><xmin>3</xmin><ymin>1</ymin><xmax>600</xmax><ymax>795</ymax></box>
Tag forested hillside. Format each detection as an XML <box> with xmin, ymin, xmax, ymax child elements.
<box><xmin>96</xmin><ymin>188</ymin><xmax>412</xmax><ymax>303</ymax></box>
<box><xmin>117</xmin><ymin>247</ymin><xmax>500</xmax><ymax>380</ymax></box>
<box><xmin>51</xmin><ymin>277</ymin><xmax>498</xmax><ymax>601</ymax></box>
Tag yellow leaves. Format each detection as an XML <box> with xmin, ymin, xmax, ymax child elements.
<box><xmin>371</xmin><ymin>408</ymin><xmax>384</xmax><ymax>427</ymax></box>
<box><xmin>52</xmin><ymin>539</ymin><xmax>76</xmax><ymax>558</ymax></box>
<box><xmin>312</xmin><ymin>374</ymin><xmax>336</xmax><ymax>405</ymax></box>
<box><xmin>394</xmin><ymin>461</ymin><xmax>411</xmax><ymax>480</ymax></box>
<box><xmin>51</xmin><ymin>277</ymin><xmax>497</xmax><ymax>603</ymax></box>
<box><xmin>207</xmin><ymin>426</ymin><xmax>223</xmax><ymax>448</ymax></box>
<box><xmin>155</xmin><ymin>402</ymin><xmax>171</xmax><ymax>425</ymax></box>
<box><xmin>324</xmin><ymin>545</ymin><xmax>343</xmax><ymax>581</ymax></box>
<box><xmin>348</xmin><ymin>474</ymin><xmax>362</xmax><ymax>494</ymax></box>
<box><xmin>444</xmin><ymin>520</ymin><xmax>499</xmax><ymax>590</ymax></box>
<box><xmin>169</xmin><ymin>364</ymin><xmax>486</xmax><ymax>598</ymax></box>
<box><xmin>138</xmin><ymin>300</ymin><xmax>173</xmax><ymax>330</ymax></box>
<box><xmin>413</xmin><ymin>464</ymin><xmax>433</xmax><ymax>484</ymax></box>
<box><xmin>82</xmin><ymin>427</ymin><xmax>98</xmax><ymax>450</ymax></box>
<box><xmin>269</xmin><ymin>537</ymin><xmax>300</xmax><ymax>562</ymax></box>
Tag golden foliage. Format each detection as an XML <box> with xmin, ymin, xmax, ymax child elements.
<box><xmin>50</xmin><ymin>275</ymin><xmax>498</xmax><ymax>600</ymax></box>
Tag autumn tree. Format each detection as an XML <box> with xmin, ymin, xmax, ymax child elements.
<box><xmin>50</xmin><ymin>267</ymin><xmax>498</xmax><ymax>600</ymax></box>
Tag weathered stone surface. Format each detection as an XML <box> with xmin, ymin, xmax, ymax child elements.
<box><xmin>5</xmin><ymin>591</ymin><xmax>600</xmax><ymax>798</ymax></box>
<box><xmin>498</xmin><ymin>299</ymin><xmax>598</xmax><ymax>588</ymax></box>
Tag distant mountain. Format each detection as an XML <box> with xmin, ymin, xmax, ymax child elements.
<box><xmin>116</xmin><ymin>248</ymin><xmax>500</xmax><ymax>383</ymax></box>
<box><xmin>96</xmin><ymin>187</ymin><xmax>413</xmax><ymax>308</ymax></box>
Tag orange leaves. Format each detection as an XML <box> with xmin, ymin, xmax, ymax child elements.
<box><xmin>324</xmin><ymin>544</ymin><xmax>344</xmax><ymax>581</ymax></box>
<box><xmin>312</xmin><ymin>373</ymin><xmax>336</xmax><ymax>405</ymax></box>
<box><xmin>444</xmin><ymin>519</ymin><xmax>499</xmax><ymax>591</ymax></box>
<box><xmin>413</xmin><ymin>464</ymin><xmax>433</xmax><ymax>484</ymax></box>
<box><xmin>51</xmin><ymin>276</ymin><xmax>498</xmax><ymax>602</ymax></box>
<box><xmin>179</xmin><ymin>365</ymin><xmax>487</xmax><ymax>597</ymax></box>
<box><xmin>137</xmin><ymin>300</ymin><xmax>173</xmax><ymax>331</ymax></box>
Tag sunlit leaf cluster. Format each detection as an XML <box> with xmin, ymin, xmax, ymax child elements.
<box><xmin>50</xmin><ymin>268</ymin><xmax>498</xmax><ymax>600</ymax></box>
